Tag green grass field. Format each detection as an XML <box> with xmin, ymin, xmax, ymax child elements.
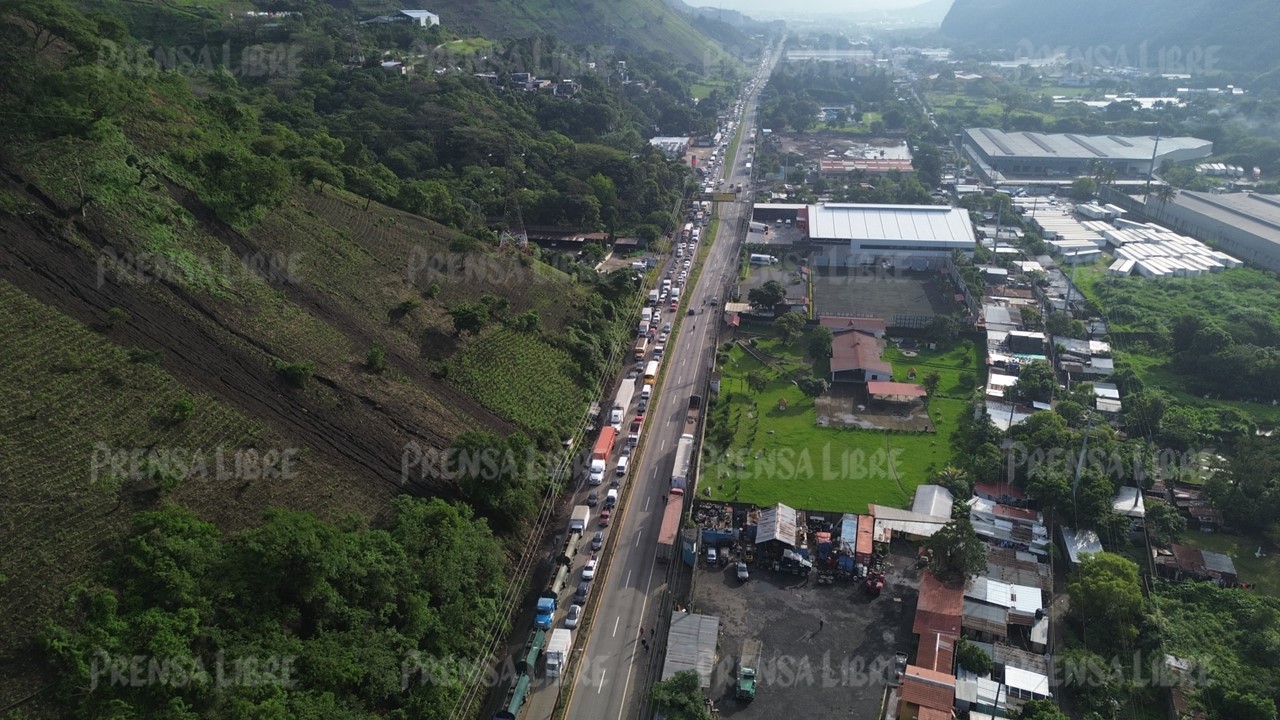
<box><xmin>699</xmin><ymin>333</ymin><xmax>975</xmax><ymax>513</ymax></box>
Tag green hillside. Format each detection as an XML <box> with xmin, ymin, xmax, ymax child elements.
<box><xmin>0</xmin><ymin>0</ymin><xmax>711</xmax><ymax>714</ymax></box>
<box><xmin>354</xmin><ymin>0</ymin><xmax>735</xmax><ymax>69</ymax></box>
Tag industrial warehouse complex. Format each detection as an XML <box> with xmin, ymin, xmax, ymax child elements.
<box><xmin>961</xmin><ymin>128</ymin><xmax>1213</xmax><ymax>186</ymax></box>
<box><xmin>758</xmin><ymin>203</ymin><xmax>977</xmax><ymax>269</ymax></box>
<box><xmin>1139</xmin><ymin>190</ymin><xmax>1280</xmax><ymax>273</ymax></box>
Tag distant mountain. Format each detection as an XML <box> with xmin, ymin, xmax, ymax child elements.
<box><xmin>886</xmin><ymin>0</ymin><xmax>954</xmax><ymax>26</ymax></box>
<box><xmin>941</xmin><ymin>0</ymin><xmax>1280</xmax><ymax>81</ymax></box>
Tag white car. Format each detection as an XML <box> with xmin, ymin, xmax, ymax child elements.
<box><xmin>658</xmin><ymin>332</ymin><xmax>668</xmax><ymax>343</ymax></box>
<box><xmin>582</xmin><ymin>558</ymin><xmax>598</xmax><ymax>581</ymax></box>
<box><xmin>564</xmin><ymin>604</ymin><xmax>582</xmax><ymax>629</ymax></box>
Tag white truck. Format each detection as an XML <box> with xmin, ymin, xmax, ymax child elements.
<box><xmin>569</xmin><ymin>505</ymin><xmax>590</xmax><ymax>534</ymax></box>
<box><xmin>546</xmin><ymin>628</ymin><xmax>572</xmax><ymax>678</ymax></box>
<box><xmin>611</xmin><ymin>382</ymin><xmax>635</xmax><ymax>429</ymax></box>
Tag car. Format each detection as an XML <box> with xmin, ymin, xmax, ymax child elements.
<box><xmin>637</xmin><ymin>399</ymin><xmax>648</xmax><ymax>413</ymax></box>
<box><xmin>658</xmin><ymin>332</ymin><xmax>668</xmax><ymax>343</ymax></box>
<box><xmin>736</xmin><ymin>562</ymin><xmax>750</xmax><ymax>581</ymax></box>
<box><xmin>634</xmin><ymin>360</ymin><xmax>644</xmax><ymax>373</ymax></box>
<box><xmin>707</xmin><ymin>546</ymin><xmax>718</xmax><ymax>564</ymax></box>
<box><xmin>582</xmin><ymin>558</ymin><xmax>598</xmax><ymax>581</ymax></box>
<box><xmin>662</xmin><ymin>323</ymin><xmax>672</xmax><ymax>332</ymax></box>
<box><xmin>574</xmin><ymin>582</ymin><xmax>589</xmax><ymax>605</ymax></box>
<box><xmin>626</xmin><ymin>369</ymin><xmax>638</xmax><ymax>379</ymax></box>
<box><xmin>647</xmin><ymin>327</ymin><xmax>657</xmax><ymax>338</ymax></box>
<box><xmin>669</xmin><ymin>302</ymin><xmax>678</xmax><ymax>311</ymax></box>
<box><xmin>598</xmin><ymin>509</ymin><xmax>612</xmax><ymax>527</ymax></box>
<box><xmin>591</xmin><ymin>531</ymin><xmax>604</xmax><ymax>551</ymax></box>
<box><xmin>634</xmin><ymin>412</ymin><xmax>645</xmax><ymax>424</ymax></box>
<box><xmin>564</xmin><ymin>604</ymin><xmax>582</xmax><ymax>629</ymax></box>
<box><xmin>688</xmin><ymin>308</ymin><xmax>696</xmax><ymax>316</ymax></box>
<box><xmin>709</xmin><ymin>297</ymin><xmax>719</xmax><ymax>306</ymax></box>
<box><xmin>587</xmin><ymin>490</ymin><xmax>599</xmax><ymax>507</ymax></box>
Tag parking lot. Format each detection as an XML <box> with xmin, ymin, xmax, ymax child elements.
<box><xmin>691</xmin><ymin>540</ymin><xmax>921</xmax><ymax>719</ymax></box>
<box><xmin>811</xmin><ymin>270</ymin><xmax>951</xmax><ymax>327</ymax></box>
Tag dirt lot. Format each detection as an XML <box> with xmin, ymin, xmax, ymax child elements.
<box><xmin>692</xmin><ymin>541</ymin><xmax>921</xmax><ymax>719</ymax></box>
<box><xmin>815</xmin><ymin>384</ymin><xmax>935</xmax><ymax>432</ymax></box>
<box><xmin>812</xmin><ymin>270</ymin><xmax>950</xmax><ymax>328</ymax></box>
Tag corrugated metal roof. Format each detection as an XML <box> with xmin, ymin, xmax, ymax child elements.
<box><xmin>808</xmin><ymin>203</ymin><xmax>975</xmax><ymax>244</ymax></box>
<box><xmin>1201</xmin><ymin>549</ymin><xmax>1237</xmax><ymax>576</ymax></box>
<box><xmin>839</xmin><ymin>514</ymin><xmax>858</xmax><ymax>553</ymax></box>
<box><xmin>912</xmin><ymin>485</ymin><xmax>955</xmax><ymax>519</ymax></box>
<box><xmin>966</xmin><ymin>577</ymin><xmax>1043</xmax><ymax>614</ymax></box>
<box><xmin>962</xmin><ymin>599</ymin><xmax>1008</xmax><ymax>637</ymax></box>
<box><xmin>661</xmin><ymin>612</ymin><xmax>720</xmax><ymax>688</ymax></box>
<box><xmin>1004</xmin><ymin>666</ymin><xmax>1051</xmax><ymax>698</ymax></box>
<box><xmin>1060</xmin><ymin>527</ymin><xmax>1102</xmax><ymax>565</ymax></box>
<box><xmin>966</xmin><ymin>127</ymin><xmax>1210</xmax><ymax>162</ymax></box>
<box><xmin>1113</xmin><ymin>486</ymin><xmax>1146</xmax><ymax>518</ymax></box>
<box><xmin>755</xmin><ymin>503</ymin><xmax>797</xmax><ymax>546</ymax></box>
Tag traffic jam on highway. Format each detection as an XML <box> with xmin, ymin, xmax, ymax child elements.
<box><xmin>488</xmin><ymin>55</ymin><xmax>768</xmax><ymax>720</ymax></box>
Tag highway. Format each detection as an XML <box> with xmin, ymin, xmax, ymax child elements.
<box><xmin>563</xmin><ymin>46</ymin><xmax>779</xmax><ymax>720</ymax></box>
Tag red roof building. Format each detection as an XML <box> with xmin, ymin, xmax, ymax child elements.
<box><xmin>819</xmin><ymin>315</ymin><xmax>886</xmax><ymax>338</ymax></box>
<box><xmin>899</xmin><ymin>665</ymin><xmax>956</xmax><ymax>718</ymax></box>
<box><xmin>829</xmin><ymin>330</ymin><xmax>892</xmax><ymax>382</ymax></box>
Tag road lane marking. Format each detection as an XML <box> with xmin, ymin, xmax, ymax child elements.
<box><xmin>625</xmin><ymin>569</ymin><xmax>632</xmax><ymax>585</ymax></box>
<box><xmin>613</xmin><ymin>616</ymin><xmax>620</xmax><ymax>637</ymax></box>
<box><xmin>598</xmin><ymin>668</ymin><xmax>607</xmax><ymax>694</ymax></box>
<box><xmin>644</xmin><ymin>496</ymin><xmax>650</xmax><ymax>512</ymax></box>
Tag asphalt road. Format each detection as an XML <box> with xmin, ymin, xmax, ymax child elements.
<box><xmin>563</xmin><ymin>48</ymin><xmax>780</xmax><ymax>720</ymax></box>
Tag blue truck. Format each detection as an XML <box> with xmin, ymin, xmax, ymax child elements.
<box><xmin>534</xmin><ymin>590</ymin><xmax>558</xmax><ymax>630</ymax></box>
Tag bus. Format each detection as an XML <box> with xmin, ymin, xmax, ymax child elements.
<box><xmin>644</xmin><ymin>360</ymin><xmax>659</xmax><ymax>381</ymax></box>
<box><xmin>633</xmin><ymin>337</ymin><xmax>648</xmax><ymax>360</ymax></box>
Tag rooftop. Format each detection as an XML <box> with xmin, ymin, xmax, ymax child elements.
<box><xmin>830</xmin><ymin>330</ymin><xmax>891</xmax><ymax>375</ymax></box>
<box><xmin>661</xmin><ymin>612</ymin><xmax>720</xmax><ymax>688</ymax></box>
<box><xmin>914</xmin><ymin>572</ymin><xmax>964</xmax><ymax>636</ymax></box>
<box><xmin>901</xmin><ymin>665</ymin><xmax>957</xmax><ymax>712</ymax></box>
<box><xmin>965</xmin><ymin>127</ymin><xmax>1211</xmax><ymax>162</ymax></box>
<box><xmin>755</xmin><ymin>503</ymin><xmax>798</xmax><ymax>546</ymax></box>
<box><xmin>1165</xmin><ymin>191</ymin><xmax>1280</xmax><ymax>247</ymax></box>
<box><xmin>1060</xmin><ymin>526</ymin><xmax>1103</xmax><ymax>565</ymax></box>
<box><xmin>911</xmin><ymin>484</ymin><xmax>955</xmax><ymax>519</ymax></box>
<box><xmin>869</xmin><ymin>380</ymin><xmax>930</xmax><ymax>402</ymax></box>
<box><xmin>807</xmin><ymin>203</ymin><xmax>975</xmax><ymax>244</ymax></box>
<box><xmin>1113</xmin><ymin>485</ymin><xmax>1146</xmax><ymax>518</ymax></box>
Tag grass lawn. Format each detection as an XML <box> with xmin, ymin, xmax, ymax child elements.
<box><xmin>700</xmin><ymin>333</ymin><xmax>974</xmax><ymax>514</ymax></box>
<box><xmin>1182</xmin><ymin>532</ymin><xmax>1280</xmax><ymax>596</ymax></box>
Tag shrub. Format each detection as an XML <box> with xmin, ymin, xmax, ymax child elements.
<box><xmin>275</xmin><ymin>360</ymin><xmax>315</xmax><ymax>388</ymax></box>
<box><xmin>169</xmin><ymin>397</ymin><xmax>195</xmax><ymax>424</ymax></box>
<box><xmin>365</xmin><ymin>344</ymin><xmax>388</xmax><ymax>373</ymax></box>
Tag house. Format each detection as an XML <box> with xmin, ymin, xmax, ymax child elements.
<box><xmin>510</xmin><ymin>72</ymin><xmax>534</xmax><ymax>90</ymax></box>
<box><xmin>400</xmin><ymin>9</ymin><xmax>439</xmax><ymax>26</ymax></box>
<box><xmin>829</xmin><ymin>329</ymin><xmax>892</xmax><ymax>384</ymax></box>
<box><xmin>974</xmin><ymin>482</ymin><xmax>1027</xmax><ymax>506</ymax></box>
<box><xmin>554</xmin><ymin>80</ymin><xmax>579</xmax><ymax>96</ymax></box>
<box><xmin>1113</xmin><ymin>485</ymin><xmax>1146</xmax><ymax>528</ymax></box>
<box><xmin>965</xmin><ymin>576</ymin><xmax>1044</xmax><ymax>627</ymax></box>
<box><xmin>1153</xmin><ymin>543</ymin><xmax>1239</xmax><ymax>586</ymax></box>
<box><xmin>871</xmin><ymin>505</ymin><xmax>949</xmax><ymax>540</ymax></box>
<box><xmin>968</xmin><ymin>496</ymin><xmax>1049</xmax><ymax>555</ymax></box>
<box><xmin>898</xmin><ymin>665</ymin><xmax>957</xmax><ymax>720</ymax></box>
<box><xmin>379</xmin><ymin>60</ymin><xmax>408</xmax><ymax>74</ymax></box>
<box><xmin>818</xmin><ymin>315</ymin><xmax>886</xmax><ymax>338</ymax></box>
<box><xmin>1059</xmin><ymin>526</ymin><xmax>1103</xmax><ymax>569</ymax></box>
<box><xmin>1007</xmin><ymin>330</ymin><xmax>1047</xmax><ymax>355</ymax></box>
<box><xmin>912</xmin><ymin>485</ymin><xmax>955</xmax><ymax>519</ymax></box>
<box><xmin>914</xmin><ymin>572</ymin><xmax>964</xmax><ymax>666</ymax></box>
<box><xmin>985</xmin><ymin>545</ymin><xmax>1051</xmax><ymax>593</ymax></box>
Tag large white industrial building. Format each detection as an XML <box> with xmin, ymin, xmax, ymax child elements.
<box><xmin>805</xmin><ymin>203</ymin><xmax>977</xmax><ymax>270</ymax></box>
<box><xmin>962</xmin><ymin>128</ymin><xmax>1212</xmax><ymax>186</ymax></box>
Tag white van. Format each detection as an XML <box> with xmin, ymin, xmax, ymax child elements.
<box><xmin>615</xmin><ymin>456</ymin><xmax>628</xmax><ymax>478</ymax></box>
<box><xmin>641</xmin><ymin>383</ymin><xmax>652</xmax><ymax>400</ymax></box>
<box><xmin>605</xmin><ymin>488</ymin><xmax>619</xmax><ymax>508</ymax></box>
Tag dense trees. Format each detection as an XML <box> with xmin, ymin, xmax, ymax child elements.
<box><xmin>649</xmin><ymin>670</ymin><xmax>713</xmax><ymax>720</ymax></box>
<box><xmin>42</xmin><ymin>499</ymin><xmax>509</xmax><ymax>719</ymax></box>
<box><xmin>922</xmin><ymin>518</ymin><xmax>986</xmax><ymax>582</ymax></box>
<box><xmin>748</xmin><ymin>280</ymin><xmax>787</xmax><ymax>311</ymax></box>
<box><xmin>1067</xmin><ymin>553</ymin><xmax>1144</xmax><ymax>647</ymax></box>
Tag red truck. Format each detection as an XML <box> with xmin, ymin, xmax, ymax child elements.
<box><xmin>589</xmin><ymin>426</ymin><xmax>616</xmax><ymax>485</ymax></box>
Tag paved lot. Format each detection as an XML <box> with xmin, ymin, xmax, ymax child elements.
<box><xmin>812</xmin><ymin>270</ymin><xmax>949</xmax><ymax>325</ymax></box>
<box><xmin>691</xmin><ymin>541</ymin><xmax>921</xmax><ymax>719</ymax></box>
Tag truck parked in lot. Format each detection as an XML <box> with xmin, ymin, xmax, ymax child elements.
<box><xmin>589</xmin><ymin>427</ymin><xmax>616</xmax><ymax>484</ymax></box>
<box><xmin>736</xmin><ymin>639</ymin><xmax>761</xmax><ymax>701</ymax></box>
<box><xmin>545</xmin><ymin>628</ymin><xmax>573</xmax><ymax>678</ymax></box>
<box><xmin>534</xmin><ymin>590</ymin><xmax>558</xmax><ymax>630</ymax></box>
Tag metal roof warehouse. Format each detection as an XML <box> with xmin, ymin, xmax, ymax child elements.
<box><xmin>806</xmin><ymin>203</ymin><xmax>976</xmax><ymax>270</ymax></box>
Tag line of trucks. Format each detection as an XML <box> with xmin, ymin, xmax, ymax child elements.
<box><xmin>656</xmin><ymin>395</ymin><xmax>701</xmax><ymax>562</ymax></box>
